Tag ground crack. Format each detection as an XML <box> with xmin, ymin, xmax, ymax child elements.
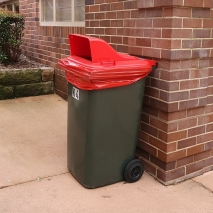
<box><xmin>0</xmin><ymin>172</ymin><xmax>69</xmax><ymax>190</ymax></box>
<box><xmin>192</xmin><ymin>180</ymin><xmax>213</xmax><ymax>193</ymax></box>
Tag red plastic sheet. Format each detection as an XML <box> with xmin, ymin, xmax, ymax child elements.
<box><xmin>58</xmin><ymin>56</ymin><xmax>156</xmax><ymax>90</ymax></box>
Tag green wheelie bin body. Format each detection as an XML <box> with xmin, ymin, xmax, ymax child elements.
<box><xmin>67</xmin><ymin>79</ymin><xmax>146</xmax><ymax>188</ymax></box>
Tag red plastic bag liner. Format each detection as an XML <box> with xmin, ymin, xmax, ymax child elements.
<box><xmin>58</xmin><ymin>34</ymin><xmax>157</xmax><ymax>90</ymax></box>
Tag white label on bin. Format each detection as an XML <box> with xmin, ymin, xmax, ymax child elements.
<box><xmin>72</xmin><ymin>87</ymin><xmax>79</xmax><ymax>100</ymax></box>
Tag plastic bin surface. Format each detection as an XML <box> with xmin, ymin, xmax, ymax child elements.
<box><xmin>58</xmin><ymin>34</ymin><xmax>156</xmax><ymax>90</ymax></box>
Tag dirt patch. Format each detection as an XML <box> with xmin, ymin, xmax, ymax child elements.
<box><xmin>0</xmin><ymin>55</ymin><xmax>47</xmax><ymax>69</ymax></box>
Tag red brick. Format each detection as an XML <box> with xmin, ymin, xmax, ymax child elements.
<box><xmin>186</xmin><ymin>161</ymin><xmax>205</xmax><ymax>175</ymax></box>
<box><xmin>180</xmin><ymin>59</ymin><xmax>199</xmax><ymax>69</ymax></box>
<box><xmin>95</xmin><ymin>28</ymin><xmax>105</xmax><ymax>35</ymax></box>
<box><xmin>183</xmin><ymin>19</ymin><xmax>202</xmax><ymax>28</ymax></box>
<box><xmin>141</xmin><ymin>159</ymin><xmax>157</xmax><ymax>176</ymax></box>
<box><xmin>206</xmin><ymin>104</ymin><xmax>213</xmax><ymax>113</ymax></box>
<box><xmin>194</xmin><ymin>150</ymin><xmax>211</xmax><ymax>161</ymax></box>
<box><xmin>146</xmin><ymin>8</ymin><xmax>163</xmax><ymax>17</ymax></box>
<box><xmin>152</xmin><ymin>39</ymin><xmax>171</xmax><ymax>49</ymax></box>
<box><xmin>90</xmin><ymin>20</ymin><xmax>100</xmax><ymax>27</ymax></box>
<box><xmin>160</xmin><ymin>91</ymin><xmax>189</xmax><ymax>102</ymax></box>
<box><xmin>198</xmin><ymin>114</ymin><xmax>213</xmax><ymax>125</ymax></box>
<box><xmin>144</xmin><ymin>87</ymin><xmax>159</xmax><ymax>98</ymax></box>
<box><xmin>191</xmin><ymin>69</ymin><xmax>209</xmax><ymax>78</ymax></box>
<box><xmin>141</xmin><ymin>113</ymin><xmax>150</xmax><ymax>124</ymax></box>
<box><xmin>136</xmin><ymin>38</ymin><xmax>151</xmax><ymax>47</ymax></box>
<box><xmin>193</xmin><ymin>29</ymin><xmax>211</xmax><ymax>38</ymax></box>
<box><xmin>163</xmin><ymin>7</ymin><xmax>191</xmax><ymax>17</ymax></box>
<box><xmin>184</xmin><ymin>0</ymin><xmax>203</xmax><ymax>8</ymax></box>
<box><xmin>159</xmin><ymin>110</ymin><xmax>186</xmax><ymax>121</ymax></box>
<box><xmin>95</xmin><ymin>12</ymin><xmax>105</xmax><ymax>19</ymax></box>
<box><xmin>140</xmin><ymin>123</ymin><xmax>158</xmax><ymax>137</ymax></box>
<box><xmin>150</xmin><ymin>117</ymin><xmax>177</xmax><ymax>132</ymax></box>
<box><xmin>89</xmin><ymin>5</ymin><xmax>100</xmax><ymax>12</ymax></box>
<box><xmin>158</xmin><ymin>149</ymin><xmax>187</xmax><ymax>162</ymax></box>
<box><xmin>111</xmin><ymin>2</ymin><xmax>123</xmax><ymax>10</ymax></box>
<box><xmin>105</xmin><ymin>28</ymin><xmax>116</xmax><ymax>35</ymax></box>
<box><xmin>142</xmin><ymin>47</ymin><xmax>161</xmax><ymax>58</ymax></box>
<box><xmin>160</xmin><ymin>70</ymin><xmax>189</xmax><ymax>81</ymax></box>
<box><xmin>157</xmin><ymin>167</ymin><xmax>185</xmax><ymax>182</ymax></box>
<box><xmin>177</xmin><ymin>156</ymin><xmax>194</xmax><ymax>167</ymax></box>
<box><xmin>138</xmin><ymin>129</ymin><xmax>149</xmax><ymax>142</ymax></box>
<box><xmin>136</xmin><ymin>19</ymin><xmax>153</xmax><ymax>27</ymax></box>
<box><xmin>197</xmin><ymin>132</ymin><xmax>213</xmax><ymax>143</ymax></box>
<box><xmin>150</xmin><ymin>156</ymin><xmax>176</xmax><ymax>171</ymax></box>
<box><xmin>162</xmin><ymin>49</ymin><xmax>191</xmax><ymax>60</ymax></box>
<box><xmin>143</xmin><ymin>105</ymin><xmax>159</xmax><ymax>117</ymax></box>
<box><xmin>124</xmin><ymin>1</ymin><xmax>137</xmax><ymax>9</ymax></box>
<box><xmin>186</xmin><ymin>157</ymin><xmax>213</xmax><ymax>175</ymax></box>
<box><xmin>182</xmin><ymin>40</ymin><xmax>201</xmax><ymax>48</ymax></box>
<box><xmin>178</xmin><ymin>118</ymin><xmax>197</xmax><ymax>130</ymax></box>
<box><xmin>190</xmin><ymin>88</ymin><xmax>207</xmax><ymax>99</ymax></box>
<box><xmin>159</xmin><ymin>130</ymin><xmax>187</xmax><ymax>143</ymax></box>
<box><xmin>205</xmin><ymin>141</ymin><xmax>213</xmax><ymax>151</ymax></box>
<box><xmin>117</xmin><ymin>11</ymin><xmax>130</xmax><ymax>19</ymax></box>
<box><xmin>149</xmin><ymin>136</ymin><xmax>176</xmax><ymax>152</ymax></box>
<box><xmin>187</xmin><ymin>107</ymin><xmax>205</xmax><ymax>117</ymax></box>
<box><xmin>192</xmin><ymin>8</ymin><xmax>210</xmax><ymax>18</ymax></box>
<box><xmin>187</xmin><ymin>144</ymin><xmax>204</xmax><ymax>156</ymax></box>
<box><xmin>200</xmin><ymin>78</ymin><xmax>209</xmax><ymax>87</ymax></box>
<box><xmin>137</xmin><ymin>0</ymin><xmax>154</xmax><ymax>8</ymax></box>
<box><xmin>188</xmin><ymin>126</ymin><xmax>205</xmax><ymax>137</ymax></box>
<box><xmin>153</xmin><ymin>18</ymin><xmax>182</xmax><ymax>28</ymax></box>
<box><xmin>129</xmin><ymin>46</ymin><xmax>142</xmax><ymax>56</ymax></box>
<box><xmin>149</xmin><ymin>98</ymin><xmax>179</xmax><ymax>112</ymax></box>
<box><xmin>192</xmin><ymin>49</ymin><xmax>210</xmax><ymax>58</ymax></box>
<box><xmin>106</xmin><ymin>11</ymin><xmax>116</xmax><ymax>19</ymax></box>
<box><xmin>206</xmin><ymin>123</ymin><xmax>213</xmax><ymax>132</ymax></box>
<box><xmin>203</xmin><ymin>19</ymin><xmax>213</xmax><ymax>28</ymax></box>
<box><xmin>131</xmin><ymin>9</ymin><xmax>146</xmax><ymax>18</ymax></box>
<box><xmin>179</xmin><ymin>99</ymin><xmax>199</xmax><ymax>110</ymax></box>
<box><xmin>111</xmin><ymin>20</ymin><xmax>123</xmax><ymax>27</ymax></box>
<box><xmin>180</xmin><ymin>80</ymin><xmax>200</xmax><ymax>90</ymax></box>
<box><xmin>100</xmin><ymin>3</ymin><xmax>111</xmax><ymax>11</ymax></box>
<box><xmin>151</xmin><ymin>79</ymin><xmax>179</xmax><ymax>91</ymax></box>
<box><xmin>136</xmin><ymin>147</ymin><xmax>150</xmax><ymax>160</ymax></box>
<box><xmin>137</xmin><ymin>140</ymin><xmax>157</xmax><ymax>157</ymax></box>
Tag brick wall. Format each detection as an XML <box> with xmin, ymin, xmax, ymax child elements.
<box><xmin>85</xmin><ymin>0</ymin><xmax>213</xmax><ymax>184</ymax></box>
<box><xmin>19</xmin><ymin>0</ymin><xmax>213</xmax><ymax>184</ymax></box>
<box><xmin>19</xmin><ymin>0</ymin><xmax>85</xmax><ymax>100</ymax></box>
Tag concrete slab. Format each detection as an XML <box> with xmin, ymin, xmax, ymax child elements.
<box><xmin>193</xmin><ymin>171</ymin><xmax>213</xmax><ymax>192</ymax></box>
<box><xmin>0</xmin><ymin>172</ymin><xmax>213</xmax><ymax>213</ymax></box>
<box><xmin>0</xmin><ymin>95</ymin><xmax>68</xmax><ymax>188</ymax></box>
<box><xmin>1</xmin><ymin>94</ymin><xmax>213</xmax><ymax>213</ymax></box>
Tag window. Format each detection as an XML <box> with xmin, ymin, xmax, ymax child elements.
<box><xmin>40</xmin><ymin>0</ymin><xmax>85</xmax><ymax>26</ymax></box>
<box><xmin>0</xmin><ymin>1</ymin><xmax>19</xmax><ymax>13</ymax></box>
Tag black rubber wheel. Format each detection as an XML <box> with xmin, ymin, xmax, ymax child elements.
<box><xmin>124</xmin><ymin>159</ymin><xmax>144</xmax><ymax>183</ymax></box>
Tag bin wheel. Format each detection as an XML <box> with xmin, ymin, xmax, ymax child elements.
<box><xmin>124</xmin><ymin>159</ymin><xmax>144</xmax><ymax>183</ymax></box>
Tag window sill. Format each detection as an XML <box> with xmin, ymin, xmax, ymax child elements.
<box><xmin>40</xmin><ymin>22</ymin><xmax>85</xmax><ymax>27</ymax></box>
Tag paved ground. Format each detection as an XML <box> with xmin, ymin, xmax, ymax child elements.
<box><xmin>0</xmin><ymin>94</ymin><xmax>213</xmax><ymax>213</ymax></box>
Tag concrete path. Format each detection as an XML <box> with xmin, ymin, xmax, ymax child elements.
<box><xmin>0</xmin><ymin>94</ymin><xmax>213</xmax><ymax>213</ymax></box>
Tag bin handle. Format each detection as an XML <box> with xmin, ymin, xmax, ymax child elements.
<box><xmin>101</xmin><ymin>61</ymin><xmax>116</xmax><ymax>66</ymax></box>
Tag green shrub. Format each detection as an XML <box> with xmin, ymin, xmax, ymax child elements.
<box><xmin>0</xmin><ymin>10</ymin><xmax>25</xmax><ymax>65</ymax></box>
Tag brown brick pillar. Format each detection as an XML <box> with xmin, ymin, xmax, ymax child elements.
<box><xmin>85</xmin><ymin>0</ymin><xmax>213</xmax><ymax>184</ymax></box>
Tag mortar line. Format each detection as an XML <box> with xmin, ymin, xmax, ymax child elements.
<box><xmin>192</xmin><ymin>179</ymin><xmax>213</xmax><ymax>193</ymax></box>
<box><xmin>0</xmin><ymin>172</ymin><xmax>69</xmax><ymax>190</ymax></box>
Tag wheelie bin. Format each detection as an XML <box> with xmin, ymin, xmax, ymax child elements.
<box><xmin>58</xmin><ymin>34</ymin><xmax>156</xmax><ymax>188</ymax></box>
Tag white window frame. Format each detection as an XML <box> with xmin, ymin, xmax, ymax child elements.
<box><xmin>39</xmin><ymin>0</ymin><xmax>85</xmax><ymax>27</ymax></box>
